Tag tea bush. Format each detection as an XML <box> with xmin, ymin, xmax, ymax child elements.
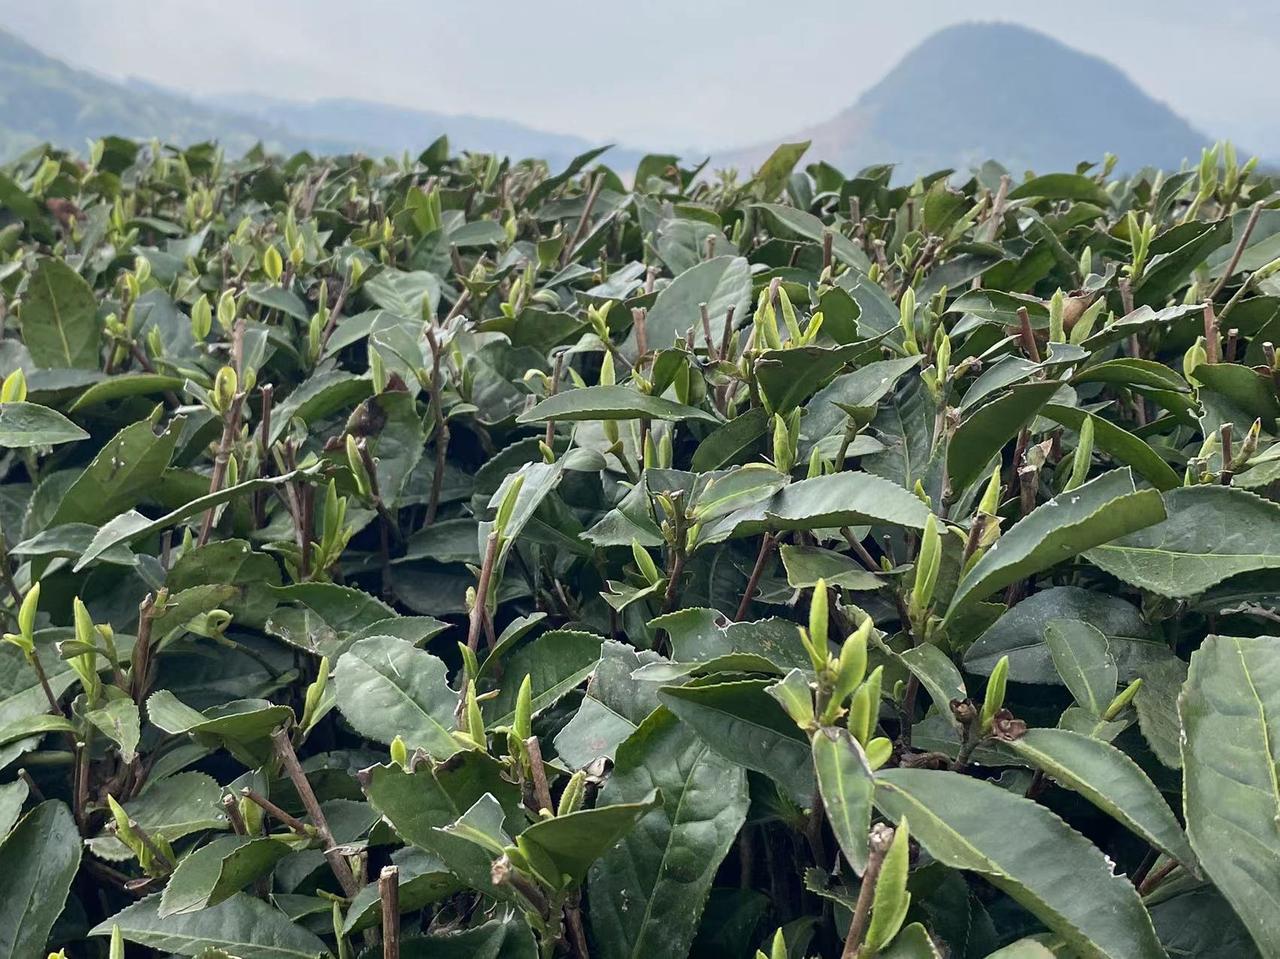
<box><xmin>0</xmin><ymin>136</ymin><xmax>1275</xmax><ymax>958</ymax></box>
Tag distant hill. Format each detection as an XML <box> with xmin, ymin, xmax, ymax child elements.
<box><xmin>0</xmin><ymin>28</ymin><xmax>633</xmax><ymax>167</ymax></box>
<box><xmin>725</xmin><ymin>22</ymin><xmax>1211</xmax><ymax>178</ymax></box>
<box><xmin>0</xmin><ymin>29</ymin><xmax>341</xmax><ymax>159</ymax></box>
<box><xmin>202</xmin><ymin>94</ymin><xmax>637</xmax><ymax>170</ymax></box>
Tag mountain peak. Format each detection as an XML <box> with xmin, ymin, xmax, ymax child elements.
<box><xmin>734</xmin><ymin>21</ymin><xmax>1209</xmax><ymax>177</ymax></box>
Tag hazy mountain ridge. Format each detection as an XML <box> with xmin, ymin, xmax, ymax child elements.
<box><xmin>201</xmin><ymin>93</ymin><xmax>639</xmax><ymax>170</ymax></box>
<box><xmin>722</xmin><ymin>22</ymin><xmax>1212</xmax><ymax>177</ymax></box>
<box><xmin>0</xmin><ymin>28</ymin><xmax>631</xmax><ymax>165</ymax></box>
<box><xmin>0</xmin><ymin>21</ymin><xmax>1217</xmax><ymax>178</ymax></box>
<box><xmin>0</xmin><ymin>29</ymin><xmax>333</xmax><ymax>159</ymax></box>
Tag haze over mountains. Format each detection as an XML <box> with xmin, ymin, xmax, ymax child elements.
<box><xmin>0</xmin><ymin>21</ymin><xmax>1217</xmax><ymax>177</ymax></box>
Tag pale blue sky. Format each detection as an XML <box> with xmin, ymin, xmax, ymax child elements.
<box><xmin>1</xmin><ymin>0</ymin><xmax>1276</xmax><ymax>152</ymax></box>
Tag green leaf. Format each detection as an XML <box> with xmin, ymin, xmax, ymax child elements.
<box><xmin>1149</xmin><ymin>884</ymin><xmax>1262</xmax><ymax>959</ymax></box>
<box><xmin>813</xmin><ymin>726</ymin><xmax>875</xmax><ymax>874</ymax></box>
<box><xmin>68</xmin><ymin>373</ymin><xmax>186</xmax><ymax>411</ymax></box>
<box><xmin>1008</xmin><ymin>174</ymin><xmax>1113</xmax><ymax>206</ymax></box>
<box><xmin>964</xmin><ymin>586</ymin><xmax>1167</xmax><ymax>683</ymax></box>
<box><xmin>517</xmin><ymin>385</ymin><xmax>718</xmax><ymax>424</ymax></box>
<box><xmin>364</xmin><ymin>268</ymin><xmax>441</xmax><ymax>318</ymax></box>
<box><xmin>1086</xmin><ymin>486</ymin><xmax>1280</xmax><ymax>598</ymax></box>
<box><xmin>334</xmin><ymin>636</ymin><xmax>462</xmax><ymax>760</ymax></box>
<box><xmin>765</xmin><ymin>471</ymin><xmax>932</xmax><ymax>532</ymax></box>
<box><xmin>0</xmin><ymin>713</ymin><xmax>75</xmax><ymax>747</ymax></box>
<box><xmin>51</xmin><ymin>415</ymin><xmax>185</xmax><ymax>526</ymax></box>
<box><xmin>1133</xmin><ymin>217</ymin><xmax>1232</xmax><ymax>307</ymax></box>
<box><xmin>267</xmin><ymin>582</ymin><xmax>396</xmax><ymax>656</ymax></box>
<box><xmin>981</xmin><ymin>941</ymin><xmax>1058</xmax><ymax>959</ymax></box>
<box><xmin>382</xmin><ymin>917</ymin><xmax>537</xmax><ymax>958</ymax></box>
<box><xmin>880</xmin><ymin>922</ymin><xmax>943</xmax><ymax>958</ymax></box>
<box><xmin>945</xmin><ymin>470</ymin><xmax>1166</xmax><ymax>622</ymax></box>
<box><xmin>659</xmin><ymin>679</ymin><xmax>814</xmax><ymax>805</ymax></box>
<box><xmin>753</xmin><ymin>203</ymin><xmax>869</xmax><ymax>270</ymax></box>
<box><xmin>146</xmin><ymin>693</ymin><xmax>292</xmax><ymax>768</ymax></box>
<box><xmin>1180</xmin><ymin>634</ymin><xmax>1280</xmax><ymax>953</ymax></box>
<box><xmin>0</xmin><ymin>780</ymin><xmax>27</xmax><ymax>838</ymax></box>
<box><xmin>360</xmin><ymin>754</ymin><xmax>520</xmax><ymax>892</ymax></box>
<box><xmin>245</xmin><ymin>283</ymin><xmax>309</xmax><ymax>321</ymax></box>
<box><xmin>780</xmin><ymin>544</ymin><xmax>883</xmax><ymax>591</ymax></box>
<box><xmin>948</xmin><ymin>382</ymin><xmax>1062</xmax><ymax>492</ymax></box>
<box><xmin>20</xmin><ymin>258</ymin><xmax>102</xmax><ymax>369</ymax></box>
<box><xmin>86</xmin><ymin>697</ymin><xmax>141</xmax><ymax>762</ymax></box>
<box><xmin>1194</xmin><ymin>363</ymin><xmax>1280</xmax><ymax>424</ymax></box>
<box><xmin>515</xmin><ymin>789</ymin><xmax>660</xmax><ymax>889</ymax></box>
<box><xmin>342</xmin><ymin>847</ymin><xmax>461</xmax><ymax>934</ymax></box>
<box><xmin>1044</xmin><ymin>620</ymin><xmax>1117</xmax><ymax>715</ymax></box>
<box><xmin>798</xmin><ymin>356</ymin><xmax>922</xmax><ymax>457</ymax></box>
<box><xmin>1071</xmin><ymin>358</ymin><xmax>1190</xmax><ymax>393</ymax></box>
<box><xmin>755</xmin><ymin>342</ymin><xmax>880</xmax><ymax>415</ymax></box>
<box><xmin>897</xmin><ymin>644</ymin><xmax>968</xmax><ymax>727</ymax></box>
<box><xmin>874</xmin><ymin>769</ymin><xmax>1164</xmax><ymax>959</ymax></box>
<box><xmin>0</xmin><ymin>801</ymin><xmax>81</xmax><ymax>959</ymax></box>
<box><xmin>652</xmin><ymin>609</ymin><xmax>812</xmax><ymax>673</ymax></box>
<box><xmin>553</xmin><ymin>640</ymin><xmax>666</xmax><ymax>769</ymax></box>
<box><xmin>748</xmin><ymin>142</ymin><xmax>810</xmax><ymax>201</ymax></box>
<box><xmin>588</xmin><ymin>709</ymin><xmax>747</xmax><ymax>958</ymax></box>
<box><xmin>1007</xmin><ymin>728</ymin><xmax>1195</xmax><ymax>867</ymax></box>
<box><xmin>1133</xmin><ymin>657</ymin><xmax>1186</xmax><ymax>770</ymax></box>
<box><xmin>485</xmin><ymin>629</ymin><xmax>603</xmax><ymax>726</ymax></box>
<box><xmin>1041</xmin><ymin>405</ymin><xmax>1181</xmax><ymax>492</ymax></box>
<box><xmin>638</xmin><ymin>255</ymin><xmax>751</xmax><ymax>356</ymax></box>
<box><xmin>689</xmin><ymin>465</ymin><xmax>789</xmax><ymax>524</ymax></box>
<box><xmin>73</xmin><ymin>464</ymin><xmax>322</xmax><ymax>571</ymax></box>
<box><xmin>89</xmin><ymin>771</ymin><xmax>225</xmax><ymax>861</ymax></box>
<box><xmin>159</xmin><ymin>835</ymin><xmax>292</xmax><ymax>917</ymax></box>
<box><xmin>691</xmin><ymin>408</ymin><xmax>769</xmax><ymax>471</ymax></box>
<box><xmin>92</xmin><ymin>893</ymin><xmax>328</xmax><ymax>959</ymax></box>
<box><xmin>0</xmin><ymin>401</ymin><xmax>88</xmax><ymax>448</ymax></box>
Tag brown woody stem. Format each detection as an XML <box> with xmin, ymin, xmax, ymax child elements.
<box><xmin>270</xmin><ymin>728</ymin><xmax>360</xmax><ymax>897</ymax></box>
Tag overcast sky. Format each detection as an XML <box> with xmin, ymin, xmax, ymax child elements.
<box><xmin>2</xmin><ymin>0</ymin><xmax>1277</xmax><ymax>151</ymax></box>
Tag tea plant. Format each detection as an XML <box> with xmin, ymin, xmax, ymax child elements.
<box><xmin>0</xmin><ymin>135</ymin><xmax>1275</xmax><ymax>958</ymax></box>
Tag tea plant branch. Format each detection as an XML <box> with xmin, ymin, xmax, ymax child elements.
<box><xmin>736</xmin><ymin>532</ymin><xmax>777</xmax><ymax>621</ymax></box>
<box><xmin>841</xmin><ymin>824</ymin><xmax>894</xmax><ymax>959</ymax></box>
<box><xmin>221</xmin><ymin>794</ymin><xmax>248</xmax><ymax>835</ymax></box>
<box><xmin>466</xmin><ymin>531</ymin><xmax>500</xmax><ymax>653</ymax></box>
<box><xmin>240</xmin><ymin>787</ymin><xmax>313</xmax><ymax>838</ymax></box>
<box><xmin>128</xmin><ymin>591</ymin><xmax>163</xmax><ymax>706</ymax></box>
<box><xmin>128</xmin><ymin>818</ymin><xmax>175</xmax><ymax>875</ymax></box>
<box><xmin>0</xmin><ymin>536</ymin><xmax>22</xmax><ymax>607</ymax></box>
<box><xmin>198</xmin><ymin>389</ymin><xmax>247</xmax><ymax>547</ymax></box>
<box><xmin>544</xmin><ymin>351</ymin><xmax>565</xmax><ymax>450</ymax></box>
<box><xmin>423</xmin><ymin>323</ymin><xmax>450</xmax><ymax>526</ymax></box>
<box><xmin>1209</xmin><ymin>200</ymin><xmax>1264</xmax><ymax>301</ymax></box>
<box><xmin>1137</xmin><ymin>858</ymin><xmax>1181</xmax><ymax>896</ymax></box>
<box><xmin>270</xmin><ymin>727</ymin><xmax>360</xmax><ymax>897</ymax></box>
<box><xmin>564</xmin><ymin>893</ymin><xmax>590</xmax><ymax>959</ymax></box>
<box><xmin>73</xmin><ymin>732</ymin><xmax>91</xmax><ymax>829</ymax></box>
<box><xmin>525</xmin><ymin>735</ymin><xmax>554</xmax><ymax>814</ymax></box>
<box><xmin>380</xmin><ymin>865</ymin><xmax>401</xmax><ymax>959</ymax></box>
<box><xmin>561</xmin><ymin>172</ymin><xmax>603</xmax><ymax>268</ymax></box>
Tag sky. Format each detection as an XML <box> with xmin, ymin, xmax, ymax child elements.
<box><xmin>1</xmin><ymin>0</ymin><xmax>1277</xmax><ymax>153</ymax></box>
